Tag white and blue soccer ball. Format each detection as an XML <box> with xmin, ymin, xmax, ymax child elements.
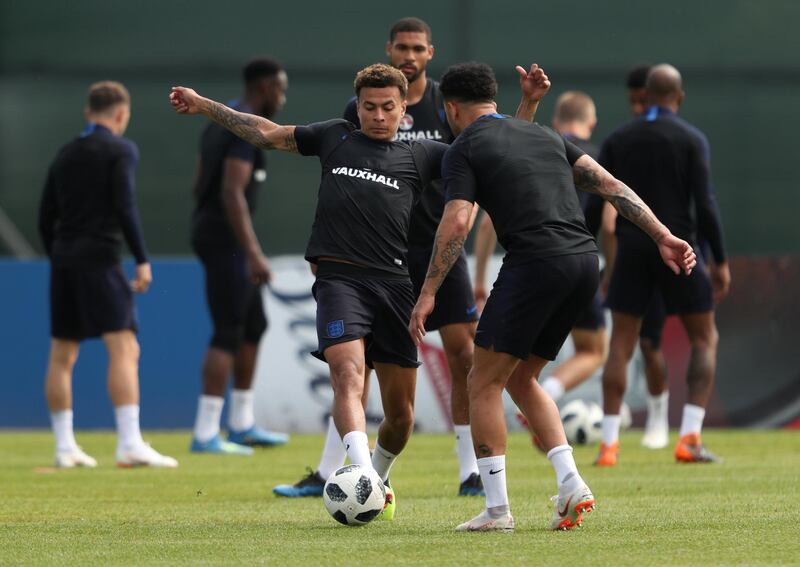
<box><xmin>323</xmin><ymin>464</ymin><xmax>385</xmax><ymax>526</ymax></box>
<box><xmin>560</xmin><ymin>399</ymin><xmax>632</xmax><ymax>445</ymax></box>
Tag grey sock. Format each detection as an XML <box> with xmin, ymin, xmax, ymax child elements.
<box><xmin>487</xmin><ymin>504</ymin><xmax>510</xmax><ymax>519</ymax></box>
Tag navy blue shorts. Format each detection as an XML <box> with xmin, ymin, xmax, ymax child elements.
<box><xmin>194</xmin><ymin>240</ymin><xmax>267</xmax><ymax>353</ymax></box>
<box><xmin>312</xmin><ymin>262</ymin><xmax>420</xmax><ymax>369</ymax></box>
<box><xmin>605</xmin><ymin>242</ymin><xmax>712</xmax><ymax>317</ymax></box>
<box><xmin>49</xmin><ymin>264</ymin><xmax>137</xmax><ymax>340</ymax></box>
<box><xmin>572</xmin><ymin>289</ymin><xmax>606</xmax><ymax>331</ymax></box>
<box><xmin>407</xmin><ymin>246</ymin><xmax>478</xmax><ymax>332</ymax></box>
<box><xmin>476</xmin><ymin>252</ymin><xmax>600</xmax><ymax>361</ymax></box>
<box><xmin>639</xmin><ymin>291</ymin><xmax>667</xmax><ymax>346</ymax></box>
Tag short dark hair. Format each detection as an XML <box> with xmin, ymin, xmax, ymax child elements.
<box><xmin>626</xmin><ymin>64</ymin><xmax>652</xmax><ymax>90</ymax></box>
<box><xmin>389</xmin><ymin>17</ymin><xmax>432</xmax><ymax>42</ymax></box>
<box><xmin>554</xmin><ymin>91</ymin><xmax>595</xmax><ymax>124</ymax></box>
<box><xmin>354</xmin><ymin>63</ymin><xmax>408</xmax><ymax>99</ymax></box>
<box><xmin>87</xmin><ymin>81</ymin><xmax>130</xmax><ymax>113</ymax></box>
<box><xmin>439</xmin><ymin>62</ymin><xmax>497</xmax><ymax>103</ymax></box>
<box><xmin>243</xmin><ymin>57</ymin><xmax>283</xmax><ymax>86</ymax></box>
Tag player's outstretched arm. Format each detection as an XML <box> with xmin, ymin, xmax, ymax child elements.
<box><xmin>515</xmin><ymin>64</ymin><xmax>551</xmax><ymax>122</ymax></box>
<box><xmin>169</xmin><ymin>87</ymin><xmax>298</xmax><ymax>152</ymax></box>
<box><xmin>572</xmin><ymin>154</ymin><xmax>697</xmax><ymax>276</ymax></box>
<box><xmin>409</xmin><ymin>199</ymin><xmax>473</xmax><ymax>344</ymax></box>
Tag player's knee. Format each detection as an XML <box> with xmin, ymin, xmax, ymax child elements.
<box><xmin>384</xmin><ymin>402</ymin><xmax>414</xmax><ymax>434</ymax></box>
<box><xmin>690</xmin><ymin>325</ymin><xmax>718</xmax><ymax>353</ymax></box>
<box><xmin>329</xmin><ymin>359</ymin><xmax>364</xmax><ymax>398</ymax></box>
<box><xmin>447</xmin><ymin>346</ymin><xmax>473</xmax><ymax>382</ymax></box>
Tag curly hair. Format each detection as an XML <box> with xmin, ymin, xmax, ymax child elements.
<box><xmin>354</xmin><ymin>63</ymin><xmax>408</xmax><ymax>99</ymax></box>
<box><xmin>439</xmin><ymin>62</ymin><xmax>497</xmax><ymax>103</ymax></box>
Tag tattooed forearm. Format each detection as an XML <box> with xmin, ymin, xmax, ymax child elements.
<box><xmin>426</xmin><ymin>235</ymin><xmax>466</xmax><ymax>292</ymax></box>
<box><xmin>573</xmin><ymin>157</ymin><xmax>667</xmax><ymax>242</ymax></box>
<box><xmin>573</xmin><ymin>163</ymin><xmax>603</xmax><ymax>193</ymax></box>
<box><xmin>282</xmin><ymin>132</ymin><xmax>298</xmax><ymax>153</ymax></box>
<box><xmin>205</xmin><ymin>100</ymin><xmax>273</xmax><ymax>148</ymax></box>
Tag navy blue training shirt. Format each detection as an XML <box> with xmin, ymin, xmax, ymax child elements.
<box><xmin>444</xmin><ymin>115</ymin><xmax>596</xmax><ymax>260</ymax></box>
<box><xmin>598</xmin><ymin>106</ymin><xmax>726</xmax><ymax>263</ymax></box>
<box><xmin>294</xmin><ymin>119</ymin><xmax>446</xmax><ymax>275</ymax></box>
<box><xmin>38</xmin><ymin>124</ymin><xmax>148</xmax><ymax>267</ymax></box>
<box><xmin>344</xmin><ymin>79</ymin><xmax>454</xmax><ymax>248</ymax></box>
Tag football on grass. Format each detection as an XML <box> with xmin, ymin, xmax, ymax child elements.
<box><xmin>323</xmin><ymin>464</ymin><xmax>386</xmax><ymax>526</ymax></box>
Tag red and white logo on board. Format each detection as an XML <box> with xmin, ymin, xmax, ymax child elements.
<box><xmin>399</xmin><ymin>114</ymin><xmax>414</xmax><ymax>131</ymax></box>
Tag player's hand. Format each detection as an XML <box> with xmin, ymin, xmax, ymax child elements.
<box><xmin>131</xmin><ymin>262</ymin><xmax>152</xmax><ymax>293</ymax></box>
<box><xmin>247</xmin><ymin>252</ymin><xmax>272</xmax><ymax>286</ymax></box>
<box><xmin>474</xmin><ymin>283</ymin><xmax>488</xmax><ymax>315</ymax></box>
<box><xmin>170</xmin><ymin>87</ymin><xmax>205</xmax><ymax>115</ymax></box>
<box><xmin>409</xmin><ymin>293</ymin><xmax>435</xmax><ymax>345</ymax></box>
<box><xmin>710</xmin><ymin>261</ymin><xmax>731</xmax><ymax>303</ymax></box>
<box><xmin>656</xmin><ymin>233</ymin><xmax>696</xmax><ymax>276</ymax></box>
<box><xmin>516</xmin><ymin>63</ymin><xmax>551</xmax><ymax>102</ymax></box>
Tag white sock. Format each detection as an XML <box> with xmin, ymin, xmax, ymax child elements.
<box><xmin>228</xmin><ymin>389</ymin><xmax>255</xmax><ymax>432</ymax></box>
<box><xmin>371</xmin><ymin>443</ymin><xmax>398</xmax><ymax>483</ymax></box>
<box><xmin>541</xmin><ymin>376</ymin><xmax>565</xmax><ymax>402</ymax></box>
<box><xmin>646</xmin><ymin>391</ymin><xmax>669</xmax><ymax>430</ymax></box>
<box><xmin>317</xmin><ymin>416</ymin><xmax>347</xmax><ymax>478</ymax></box>
<box><xmin>454</xmin><ymin>425</ymin><xmax>479</xmax><ymax>482</ymax></box>
<box><xmin>601</xmin><ymin>414</ymin><xmax>621</xmax><ymax>445</ymax></box>
<box><xmin>547</xmin><ymin>445</ymin><xmax>584</xmax><ymax>497</ymax></box>
<box><xmin>342</xmin><ymin>431</ymin><xmax>372</xmax><ymax>469</ymax></box>
<box><xmin>477</xmin><ymin>455</ymin><xmax>509</xmax><ymax>510</ymax></box>
<box><xmin>679</xmin><ymin>403</ymin><xmax>706</xmax><ymax>437</ymax></box>
<box><xmin>193</xmin><ymin>395</ymin><xmax>224</xmax><ymax>443</ymax></box>
<box><xmin>115</xmin><ymin>404</ymin><xmax>145</xmax><ymax>450</ymax></box>
<box><xmin>50</xmin><ymin>409</ymin><xmax>78</xmax><ymax>453</ymax></box>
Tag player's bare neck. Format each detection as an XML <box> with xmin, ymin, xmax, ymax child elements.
<box><xmin>405</xmin><ymin>73</ymin><xmax>427</xmax><ymax>106</ymax></box>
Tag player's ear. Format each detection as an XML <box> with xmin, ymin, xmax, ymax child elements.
<box><xmin>385</xmin><ymin>41</ymin><xmax>393</xmax><ymax>58</ymax></box>
<box><xmin>677</xmin><ymin>89</ymin><xmax>685</xmax><ymax>107</ymax></box>
<box><xmin>428</xmin><ymin>44</ymin><xmax>434</xmax><ymax>60</ymax></box>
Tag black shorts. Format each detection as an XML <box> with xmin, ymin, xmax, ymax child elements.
<box><xmin>476</xmin><ymin>252</ymin><xmax>600</xmax><ymax>361</ymax></box>
<box><xmin>407</xmin><ymin>246</ymin><xmax>478</xmax><ymax>332</ymax></box>
<box><xmin>639</xmin><ymin>291</ymin><xmax>667</xmax><ymax>346</ymax></box>
<box><xmin>194</xmin><ymin>240</ymin><xmax>267</xmax><ymax>353</ymax></box>
<box><xmin>572</xmin><ymin>289</ymin><xmax>606</xmax><ymax>331</ymax></box>
<box><xmin>312</xmin><ymin>262</ymin><xmax>420</xmax><ymax>368</ymax></box>
<box><xmin>605</xmin><ymin>242</ymin><xmax>713</xmax><ymax>317</ymax></box>
<box><xmin>50</xmin><ymin>264</ymin><xmax>137</xmax><ymax>340</ymax></box>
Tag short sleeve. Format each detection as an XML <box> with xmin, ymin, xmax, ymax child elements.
<box><xmin>294</xmin><ymin>119</ymin><xmax>352</xmax><ymax>157</ymax></box>
<box><xmin>564</xmin><ymin>138</ymin><xmax>586</xmax><ymax>166</ymax></box>
<box><xmin>225</xmin><ymin>135</ymin><xmax>258</xmax><ymax>163</ymax></box>
<box><xmin>342</xmin><ymin>97</ymin><xmax>360</xmax><ymax>127</ymax></box>
<box><xmin>412</xmin><ymin>139</ymin><xmax>448</xmax><ymax>189</ymax></box>
<box><xmin>442</xmin><ymin>140</ymin><xmax>478</xmax><ymax>204</ymax></box>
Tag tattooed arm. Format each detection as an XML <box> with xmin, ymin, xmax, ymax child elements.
<box><xmin>408</xmin><ymin>199</ymin><xmax>473</xmax><ymax>344</ymax></box>
<box><xmin>169</xmin><ymin>86</ymin><xmax>298</xmax><ymax>153</ymax></box>
<box><xmin>572</xmin><ymin>154</ymin><xmax>697</xmax><ymax>275</ymax></box>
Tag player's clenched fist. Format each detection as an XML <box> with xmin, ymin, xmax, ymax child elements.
<box><xmin>170</xmin><ymin>86</ymin><xmax>205</xmax><ymax>114</ymax></box>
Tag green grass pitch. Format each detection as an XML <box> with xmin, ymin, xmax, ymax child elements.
<box><xmin>1</xmin><ymin>430</ymin><xmax>798</xmax><ymax>566</ymax></box>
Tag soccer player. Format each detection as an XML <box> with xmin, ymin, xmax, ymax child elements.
<box><xmin>604</xmin><ymin>64</ymin><xmax>674</xmax><ymax>449</ymax></box>
<box><xmin>595</xmin><ymin>64</ymin><xmax>730</xmax><ymax>466</ymax></box>
<box><xmin>38</xmin><ymin>81</ymin><xmax>177</xmax><ymax>468</ymax></box>
<box><xmin>409</xmin><ymin>63</ymin><xmax>696</xmax><ymax>531</ymax></box>
<box><xmin>474</xmin><ymin>91</ymin><xmax>608</xmax><ymax>410</ymax></box>
<box><xmin>273</xmin><ymin>17</ymin><xmax>540</xmax><ymax>498</ymax></box>
<box><xmin>171</xmin><ymin>62</ymin><xmax>546</xmax><ymax>520</ymax></box>
<box><xmin>189</xmin><ymin>58</ymin><xmax>289</xmax><ymax>455</ymax></box>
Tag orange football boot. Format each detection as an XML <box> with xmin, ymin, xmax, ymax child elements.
<box><xmin>594</xmin><ymin>441</ymin><xmax>619</xmax><ymax>466</ymax></box>
<box><xmin>674</xmin><ymin>433</ymin><xmax>722</xmax><ymax>463</ymax></box>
